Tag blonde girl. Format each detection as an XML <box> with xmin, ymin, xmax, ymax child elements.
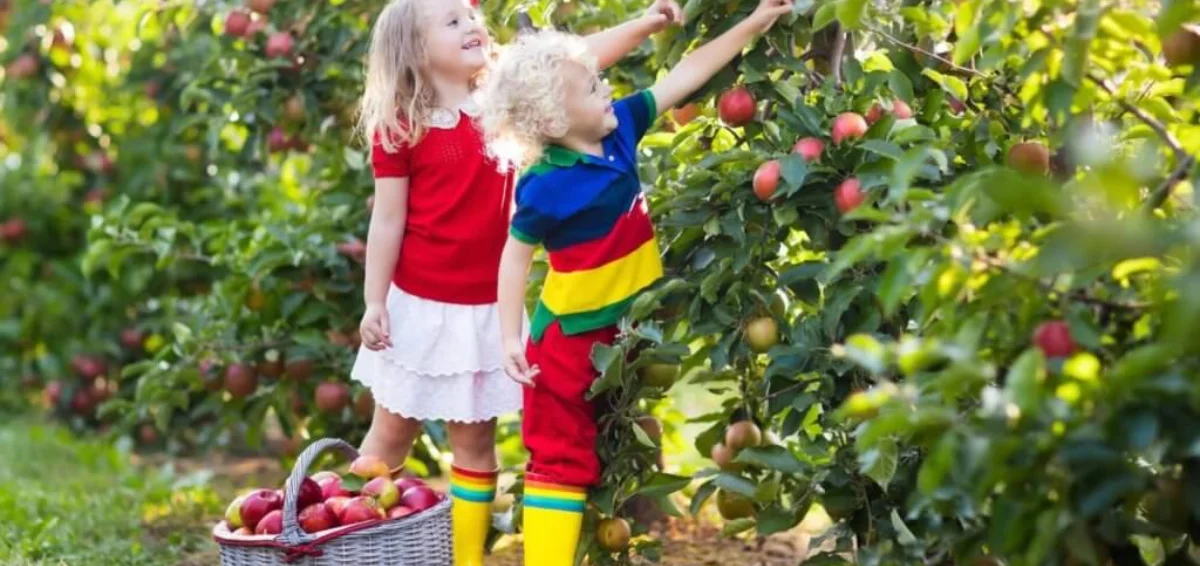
<box><xmin>351</xmin><ymin>1</ymin><xmax>681</xmax><ymax>564</ymax></box>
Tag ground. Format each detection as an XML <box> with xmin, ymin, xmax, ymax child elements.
<box><xmin>0</xmin><ymin>419</ymin><xmax>820</xmax><ymax>565</ymax></box>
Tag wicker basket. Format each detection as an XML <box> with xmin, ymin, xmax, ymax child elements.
<box><xmin>212</xmin><ymin>438</ymin><xmax>452</xmax><ymax>565</ymax></box>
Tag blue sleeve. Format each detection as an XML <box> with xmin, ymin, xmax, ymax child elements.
<box><xmin>613</xmin><ymin>90</ymin><xmax>658</xmax><ymax>145</ymax></box>
<box><xmin>509</xmin><ymin>177</ymin><xmax>558</xmax><ymax>245</ymax></box>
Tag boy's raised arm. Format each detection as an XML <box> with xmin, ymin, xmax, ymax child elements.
<box><xmin>649</xmin><ymin>0</ymin><xmax>793</xmax><ymax>114</ymax></box>
<box><xmin>582</xmin><ymin>0</ymin><xmax>683</xmax><ymax>70</ymax></box>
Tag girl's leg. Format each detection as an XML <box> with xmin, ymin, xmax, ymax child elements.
<box><xmin>447</xmin><ymin>420</ymin><xmax>500</xmax><ymax>566</ymax></box>
<box><xmin>359</xmin><ymin>404</ymin><xmax>423</xmax><ymax>472</ymax></box>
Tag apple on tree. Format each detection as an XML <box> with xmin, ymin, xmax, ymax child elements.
<box><xmin>831</xmin><ymin>112</ymin><xmax>867</xmax><ymax>145</ymax></box>
<box><xmin>752</xmin><ymin>160</ymin><xmax>781</xmax><ymax>202</ymax></box>
<box><xmin>717</xmin><ymin>86</ymin><xmax>756</xmax><ymax>127</ymax></box>
<box><xmin>834</xmin><ymin>178</ymin><xmax>865</xmax><ymax>213</ymax></box>
<box><xmin>595</xmin><ymin>517</ymin><xmax>632</xmax><ymax>552</ymax></box>
<box><xmin>792</xmin><ymin>137</ymin><xmax>824</xmax><ymax>163</ymax></box>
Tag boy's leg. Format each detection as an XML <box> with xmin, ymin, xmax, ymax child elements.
<box><xmin>447</xmin><ymin>421</ymin><xmax>501</xmax><ymax>566</ymax></box>
<box><xmin>521</xmin><ymin>322</ymin><xmax>618</xmax><ymax>566</ymax></box>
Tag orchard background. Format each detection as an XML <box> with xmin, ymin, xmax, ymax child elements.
<box><xmin>2</xmin><ymin>0</ymin><xmax>1200</xmax><ymax>564</ymax></box>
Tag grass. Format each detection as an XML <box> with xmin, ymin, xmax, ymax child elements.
<box><xmin>0</xmin><ymin>420</ymin><xmax>224</xmax><ymax>566</ymax></box>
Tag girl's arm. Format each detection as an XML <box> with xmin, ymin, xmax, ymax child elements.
<box><xmin>364</xmin><ymin>177</ymin><xmax>408</xmax><ymax>307</ymax></box>
<box><xmin>583</xmin><ymin>0</ymin><xmax>683</xmax><ymax>70</ymax></box>
<box><xmin>497</xmin><ymin>235</ymin><xmax>538</xmax><ymax>385</ymax></box>
<box><xmin>649</xmin><ymin>0</ymin><xmax>793</xmax><ymax>114</ymax></box>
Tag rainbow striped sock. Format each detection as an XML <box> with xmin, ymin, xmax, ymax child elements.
<box><xmin>450</xmin><ymin>466</ymin><xmax>498</xmax><ymax>503</ymax></box>
<box><xmin>523</xmin><ymin>478</ymin><xmax>587</xmax><ymax>513</ymax></box>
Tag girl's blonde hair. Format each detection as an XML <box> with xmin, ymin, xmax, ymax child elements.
<box><xmin>356</xmin><ymin>0</ymin><xmax>434</xmax><ymax>152</ymax></box>
<box><xmin>480</xmin><ymin>31</ymin><xmax>594</xmax><ymax>167</ymax></box>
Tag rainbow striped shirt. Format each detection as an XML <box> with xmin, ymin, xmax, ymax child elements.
<box><xmin>510</xmin><ymin>90</ymin><xmax>663</xmax><ymax>342</ymax></box>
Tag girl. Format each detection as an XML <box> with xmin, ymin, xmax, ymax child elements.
<box><xmin>351</xmin><ymin>1</ymin><xmax>681</xmax><ymax>565</ymax></box>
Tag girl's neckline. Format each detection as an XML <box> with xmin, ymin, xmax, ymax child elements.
<box><xmin>428</xmin><ymin>97</ymin><xmax>481</xmax><ymax>130</ymax></box>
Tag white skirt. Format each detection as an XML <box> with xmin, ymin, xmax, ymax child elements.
<box><xmin>350</xmin><ymin>284</ymin><xmax>525</xmax><ymax>423</ymax></box>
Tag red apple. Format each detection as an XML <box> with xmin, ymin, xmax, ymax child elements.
<box><xmin>717</xmin><ymin>87</ymin><xmax>756</xmax><ymax>127</ymax></box>
<box><xmin>72</xmin><ymin>355</ymin><xmax>105</xmax><ymax>381</ymax></box>
<box><xmin>298</xmin><ymin>502</ymin><xmax>339</xmax><ymax>533</ymax></box>
<box><xmin>394</xmin><ymin>477</ymin><xmax>426</xmax><ymax>494</ymax></box>
<box><xmin>224</xmin><ymin>10</ymin><xmax>251</xmax><ymax>37</ymax></box>
<box><xmin>248</xmin><ymin>0</ymin><xmax>276</xmax><ymax>14</ymax></box>
<box><xmin>314</xmin><ymin>472</ymin><xmax>350</xmax><ymax>498</ymax></box>
<box><xmin>239</xmin><ymin>489</ymin><xmax>283</xmax><ymax>531</ymax></box>
<box><xmin>400</xmin><ymin>486</ymin><xmax>441</xmax><ymax>512</ymax></box>
<box><xmin>1007</xmin><ymin>142</ymin><xmax>1050</xmax><ymax>176</ymax></box>
<box><xmin>865</xmin><ymin>103</ymin><xmax>884</xmax><ymax>126</ymax></box>
<box><xmin>363</xmin><ymin>476</ymin><xmax>400</xmax><ymax>510</ymax></box>
<box><xmin>891</xmin><ymin>99</ymin><xmax>914</xmax><ymax>119</ymax></box>
<box><xmin>949</xmin><ymin>97</ymin><xmax>966</xmax><ymax>116</ymax></box>
<box><xmin>388</xmin><ymin>506</ymin><xmax>416</xmax><ymax>519</ymax></box>
<box><xmin>349</xmin><ymin>454</ymin><xmax>391</xmax><ymax>480</ymax></box>
<box><xmin>255</xmin><ymin>509</ymin><xmax>284</xmax><ymax>535</ymax></box>
<box><xmin>671</xmin><ymin>103</ymin><xmax>700</xmax><ymax>126</ymax></box>
<box><xmin>792</xmin><ymin>137</ymin><xmax>824</xmax><ymax>163</ymax></box>
<box><xmin>325</xmin><ymin>496</ymin><xmax>352</xmax><ymax>518</ymax></box>
<box><xmin>265</xmin><ymin>32</ymin><xmax>294</xmax><ymax>59</ymax></box>
<box><xmin>0</xmin><ymin>219</ymin><xmax>28</xmax><ymax>244</ymax></box>
<box><xmin>311</xmin><ymin>471</ymin><xmax>339</xmax><ymax>484</ymax></box>
<box><xmin>338</xmin><ymin>496</ymin><xmax>385</xmax><ymax>525</ymax></box>
<box><xmin>291</xmin><ymin>477</ymin><xmax>324</xmax><ymax>509</ymax></box>
<box><xmin>246</xmin><ymin>16</ymin><xmax>268</xmax><ymax>37</ymax></box>
<box><xmin>44</xmin><ymin>380</ymin><xmax>64</xmax><ymax>406</ymax></box>
<box><xmin>120</xmin><ymin>328</ymin><xmax>144</xmax><ymax>350</ymax></box>
<box><xmin>7</xmin><ymin>53</ymin><xmax>39</xmax><ymax>79</ymax></box>
<box><xmin>267</xmin><ymin>127</ymin><xmax>290</xmax><ymax>153</ymax></box>
<box><xmin>834</xmin><ymin>178</ymin><xmax>865</xmax><ymax>213</ymax></box>
<box><xmin>832</xmin><ymin>113</ymin><xmax>868</xmax><ymax>145</ymax></box>
<box><xmin>284</xmin><ymin>358</ymin><xmax>315</xmax><ymax>380</ymax></box>
<box><xmin>224</xmin><ymin>364</ymin><xmax>258</xmax><ymax>399</ymax></box>
<box><xmin>315</xmin><ymin>381</ymin><xmax>350</xmax><ymax>413</ymax></box>
<box><xmin>752</xmin><ymin>160</ymin><xmax>781</xmax><ymax>202</ymax></box>
<box><xmin>1034</xmin><ymin>320</ymin><xmax>1075</xmax><ymax>358</ymax></box>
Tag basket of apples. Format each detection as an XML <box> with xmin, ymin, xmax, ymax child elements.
<box><xmin>212</xmin><ymin>438</ymin><xmax>450</xmax><ymax>565</ymax></box>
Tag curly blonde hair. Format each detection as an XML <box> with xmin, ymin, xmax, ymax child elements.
<box><xmin>480</xmin><ymin>30</ymin><xmax>595</xmax><ymax>167</ymax></box>
<box><xmin>357</xmin><ymin>0</ymin><xmax>491</xmax><ymax>152</ymax></box>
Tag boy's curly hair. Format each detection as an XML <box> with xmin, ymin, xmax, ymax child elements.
<box><xmin>480</xmin><ymin>30</ymin><xmax>596</xmax><ymax>168</ymax></box>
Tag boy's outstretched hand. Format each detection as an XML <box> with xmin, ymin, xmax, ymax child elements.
<box><xmin>748</xmin><ymin>0</ymin><xmax>794</xmax><ymax>33</ymax></box>
<box><xmin>644</xmin><ymin>0</ymin><xmax>685</xmax><ymax>32</ymax></box>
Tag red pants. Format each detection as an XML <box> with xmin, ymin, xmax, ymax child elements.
<box><xmin>522</xmin><ymin>321</ymin><xmax>618</xmax><ymax>488</ymax></box>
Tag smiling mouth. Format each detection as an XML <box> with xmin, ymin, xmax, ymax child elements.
<box><xmin>462</xmin><ymin>39</ymin><xmax>482</xmax><ymax>50</ymax></box>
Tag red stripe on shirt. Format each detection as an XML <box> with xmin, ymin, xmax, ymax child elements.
<box><xmin>548</xmin><ymin>197</ymin><xmax>654</xmax><ymax>273</ymax></box>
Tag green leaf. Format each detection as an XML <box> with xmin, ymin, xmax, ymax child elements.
<box><xmin>713</xmin><ymin>473</ymin><xmax>759</xmax><ymax>498</ymax></box>
<box><xmin>888</xmin><ymin>70</ymin><xmax>915</xmax><ymax>102</ymax></box>
<box><xmin>861</xmin><ymin>140</ymin><xmax>904</xmax><ymax>161</ymax></box>
<box><xmin>840</xmin><ymin>334</ymin><xmax>887</xmax><ymax>374</ymax></box>
<box><xmin>721</xmin><ymin>518</ymin><xmax>756</xmax><ymax>536</ymax></box>
<box><xmin>917</xmin><ymin>434</ymin><xmax>957</xmax><ymax>495</ymax></box>
<box><xmin>780</xmin><ymin>155</ymin><xmax>808</xmax><ymax>195</ymax></box>
<box><xmin>634</xmin><ymin>473</ymin><xmax>692</xmax><ymax>498</ymax></box>
<box><xmin>1004</xmin><ymin>348</ymin><xmax>1046</xmax><ymax>415</ymax></box>
<box><xmin>890</xmin><ymin>509</ymin><xmax>919</xmax><ymax>546</ymax></box>
<box><xmin>343</xmin><ymin>147</ymin><xmax>365</xmax><ymax>170</ymax></box>
<box><xmin>757</xmin><ymin>503</ymin><xmax>802</xmax><ymax>536</ymax></box>
<box><xmin>921</xmin><ymin>69</ymin><xmax>969</xmax><ymax>100</ymax></box>
<box><xmin>690</xmin><ymin>481</ymin><xmax>718</xmax><ymax>516</ymax></box>
<box><xmin>813</xmin><ymin>3</ymin><xmax>837</xmax><ymax>31</ymax></box>
<box><xmin>734</xmin><ymin>445</ymin><xmax>808</xmax><ymax>474</ymax></box>
<box><xmin>861</xmin><ymin>437</ymin><xmax>899</xmax><ymax>490</ymax></box>
<box><xmin>836</xmin><ymin>0</ymin><xmax>869</xmax><ymax>29</ymax></box>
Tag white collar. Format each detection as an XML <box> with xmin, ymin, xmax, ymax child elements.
<box><xmin>428</xmin><ymin>97</ymin><xmax>481</xmax><ymax>130</ymax></box>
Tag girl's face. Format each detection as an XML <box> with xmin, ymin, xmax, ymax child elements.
<box><xmin>422</xmin><ymin>0</ymin><xmax>490</xmax><ymax>81</ymax></box>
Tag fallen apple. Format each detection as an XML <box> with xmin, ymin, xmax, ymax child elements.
<box><xmin>239</xmin><ymin>489</ymin><xmax>283</xmax><ymax>531</ymax></box>
<box><xmin>255</xmin><ymin>509</ymin><xmax>284</xmax><ymax>535</ymax></box>
<box><xmin>338</xmin><ymin>496</ymin><xmax>385</xmax><ymax>525</ymax></box>
<box><xmin>362</xmin><ymin>476</ymin><xmax>400</xmax><ymax>510</ymax></box>
<box><xmin>400</xmin><ymin>485</ymin><xmax>441</xmax><ymax>512</ymax></box>
<box><xmin>298</xmin><ymin>502</ymin><xmax>340</xmax><ymax>533</ymax></box>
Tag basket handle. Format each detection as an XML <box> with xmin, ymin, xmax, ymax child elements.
<box><xmin>278</xmin><ymin>438</ymin><xmax>361</xmax><ymax>546</ymax></box>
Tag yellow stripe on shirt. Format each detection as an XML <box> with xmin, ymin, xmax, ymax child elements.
<box><xmin>539</xmin><ymin>238</ymin><xmax>664</xmax><ymax>316</ymax></box>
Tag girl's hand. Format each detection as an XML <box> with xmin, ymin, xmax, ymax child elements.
<box><xmin>359</xmin><ymin>303</ymin><xmax>392</xmax><ymax>351</ymax></box>
<box><xmin>502</xmin><ymin>338</ymin><xmax>539</xmax><ymax>387</ymax></box>
<box><xmin>644</xmin><ymin>0</ymin><xmax>684</xmax><ymax>32</ymax></box>
<box><xmin>748</xmin><ymin>0</ymin><xmax>794</xmax><ymax>33</ymax></box>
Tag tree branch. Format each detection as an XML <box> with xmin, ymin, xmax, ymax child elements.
<box><xmin>830</xmin><ymin>29</ymin><xmax>847</xmax><ymax>86</ymax></box>
<box><xmin>971</xmin><ymin>252</ymin><xmax>1149</xmax><ymax>311</ymax></box>
<box><xmin>868</xmin><ymin>27</ymin><xmax>986</xmax><ymax>78</ymax></box>
<box><xmin>1088</xmin><ymin>74</ymin><xmax>1188</xmax><ymax>163</ymax></box>
<box><xmin>1142</xmin><ymin>155</ymin><xmax>1196</xmax><ymax>212</ymax></box>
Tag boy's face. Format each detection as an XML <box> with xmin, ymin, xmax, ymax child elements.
<box><xmin>561</xmin><ymin>62</ymin><xmax>617</xmax><ymax>142</ymax></box>
<box><xmin>422</xmin><ymin>0</ymin><xmax>490</xmax><ymax>80</ymax></box>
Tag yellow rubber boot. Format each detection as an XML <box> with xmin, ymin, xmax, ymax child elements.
<box><xmin>523</xmin><ymin>477</ymin><xmax>587</xmax><ymax>566</ymax></box>
<box><xmin>451</xmin><ymin>466</ymin><xmax>498</xmax><ymax>566</ymax></box>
